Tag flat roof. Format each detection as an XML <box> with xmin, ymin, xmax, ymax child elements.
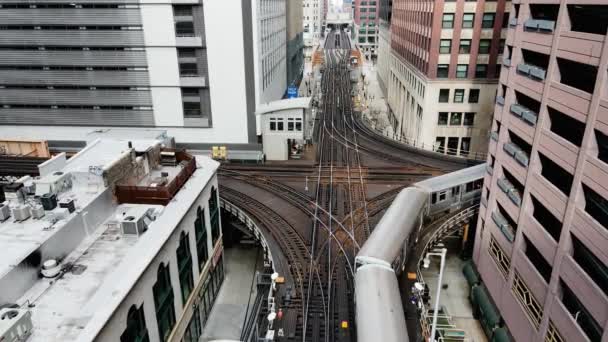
<box><xmin>0</xmin><ymin>138</ymin><xmax>219</xmax><ymax>341</ymax></box>
<box><xmin>255</xmin><ymin>97</ymin><xmax>312</xmax><ymax>115</ymax></box>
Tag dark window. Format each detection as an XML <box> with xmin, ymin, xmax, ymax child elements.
<box><xmin>456</xmin><ymin>64</ymin><xmax>468</xmax><ymax>78</ymax></box>
<box><xmin>183</xmin><ymin>102</ymin><xmax>201</xmax><ymax>118</ymax></box>
<box><xmin>450</xmin><ymin>112</ymin><xmax>462</xmax><ymax>125</ymax></box>
<box><xmin>571</xmin><ymin>235</ymin><xmax>608</xmax><ymax>297</ymax></box>
<box><xmin>173</xmin><ymin>5</ymin><xmax>193</xmax><ymax>16</ymax></box>
<box><xmin>438</xmin><ymin>112</ymin><xmax>449</xmax><ymax>125</ymax></box>
<box><xmin>596</xmin><ymin>129</ymin><xmax>608</xmax><ymax>164</ymax></box>
<box><xmin>176</xmin><ymin>232</ymin><xmax>194</xmax><ymax>303</ymax></box>
<box><xmin>437</xmin><ymin>64</ymin><xmax>449</xmax><ymax>78</ymax></box>
<box><xmin>459</xmin><ymin>39</ymin><xmax>472</xmax><ymax>53</ymax></box>
<box><xmin>209</xmin><ymin>187</ymin><xmax>221</xmax><ymax>246</ymax></box>
<box><xmin>453</xmin><ymin>89</ymin><xmax>465</xmax><ymax>103</ymax></box>
<box><xmin>475</xmin><ymin>64</ymin><xmax>488</xmax><ymax>78</ymax></box>
<box><xmin>175</xmin><ymin>21</ymin><xmax>195</xmax><ymax>36</ymax></box>
<box><xmin>547</xmin><ymin>107</ymin><xmax>585</xmax><ymax>147</ymax></box>
<box><xmin>482</xmin><ymin>13</ymin><xmax>495</xmax><ymax>28</ymax></box>
<box><xmin>182</xmin><ymin>88</ymin><xmax>199</xmax><ymax>97</ymax></box>
<box><xmin>447</xmin><ymin>137</ymin><xmax>459</xmax><ymax>155</ymax></box>
<box><xmin>439</xmin><ymin>39</ymin><xmax>452</xmax><ymax>54</ymax></box>
<box><xmin>121</xmin><ymin>305</ymin><xmax>150</xmax><ymax>342</ymax></box>
<box><xmin>269</xmin><ymin>119</ymin><xmax>276</xmax><ymax>131</ymax></box>
<box><xmin>442</xmin><ymin>14</ymin><xmax>455</xmax><ymax>28</ymax></box>
<box><xmin>582</xmin><ymin>183</ymin><xmax>608</xmax><ymax>231</ymax></box>
<box><xmin>556</xmin><ymin>57</ymin><xmax>598</xmax><ymax>94</ymax></box>
<box><xmin>195</xmin><ymin>207</ymin><xmax>209</xmax><ymax>272</ymax></box>
<box><xmin>177</xmin><ymin>48</ymin><xmax>196</xmax><ymax>58</ymax></box>
<box><xmin>439</xmin><ymin>89</ymin><xmax>450</xmax><ymax>102</ymax></box>
<box><xmin>539</xmin><ymin>153</ymin><xmax>573</xmax><ymax>196</ymax></box>
<box><xmin>499</xmin><ymin>39</ymin><xmax>506</xmax><ymax>52</ymax></box>
<box><xmin>560</xmin><ymin>280</ymin><xmax>604</xmax><ymax>342</ymax></box>
<box><xmin>479</xmin><ymin>39</ymin><xmax>491</xmax><ymax>54</ymax></box>
<box><xmin>460</xmin><ymin>137</ymin><xmax>471</xmax><ymax>156</ymax></box>
<box><xmin>530</xmin><ymin>196</ymin><xmax>562</xmax><ymax>241</ymax></box>
<box><xmin>495</xmin><ymin>64</ymin><xmax>502</xmax><ymax>78</ymax></box>
<box><xmin>567</xmin><ymin>5</ymin><xmax>608</xmax><ymax>35</ymax></box>
<box><xmin>462</xmin><ymin>13</ymin><xmax>475</xmax><ymax>28</ymax></box>
<box><xmin>153</xmin><ymin>263</ymin><xmax>176</xmax><ymax>342</ymax></box>
<box><xmin>523</xmin><ymin>235</ymin><xmax>552</xmax><ymax>282</ymax></box>
<box><xmin>435</xmin><ymin>137</ymin><xmax>446</xmax><ymax>153</ymax></box>
<box><xmin>179</xmin><ymin>63</ymin><xmax>198</xmax><ymax>76</ymax></box>
<box><xmin>464</xmin><ymin>112</ymin><xmax>475</xmax><ymax>126</ymax></box>
<box><xmin>469</xmin><ymin>89</ymin><xmax>480</xmax><ymax>103</ymax></box>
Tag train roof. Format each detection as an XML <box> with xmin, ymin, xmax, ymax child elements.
<box><xmin>356</xmin><ymin>187</ymin><xmax>427</xmax><ymax>264</ymax></box>
<box><xmin>355</xmin><ymin>265</ymin><xmax>408</xmax><ymax>342</ymax></box>
<box><xmin>413</xmin><ymin>163</ymin><xmax>486</xmax><ymax>193</ymax></box>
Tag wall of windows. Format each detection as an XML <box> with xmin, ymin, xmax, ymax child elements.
<box><xmin>153</xmin><ymin>263</ymin><xmax>176</xmax><ymax>342</ymax></box>
<box><xmin>121</xmin><ymin>305</ymin><xmax>150</xmax><ymax>342</ymax></box>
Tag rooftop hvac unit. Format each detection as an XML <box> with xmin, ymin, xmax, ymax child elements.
<box><xmin>0</xmin><ymin>308</ymin><xmax>33</xmax><ymax>342</ymax></box>
<box><xmin>34</xmin><ymin>171</ymin><xmax>73</xmax><ymax>197</ymax></box>
<box><xmin>59</xmin><ymin>198</ymin><xmax>75</xmax><ymax>213</ymax></box>
<box><xmin>0</xmin><ymin>203</ymin><xmax>10</xmax><ymax>221</ymax></box>
<box><xmin>121</xmin><ymin>213</ymin><xmax>147</xmax><ymax>236</ymax></box>
<box><xmin>11</xmin><ymin>205</ymin><xmax>31</xmax><ymax>222</ymax></box>
<box><xmin>31</xmin><ymin>205</ymin><xmax>45</xmax><ymax>219</ymax></box>
<box><xmin>40</xmin><ymin>193</ymin><xmax>57</xmax><ymax>211</ymax></box>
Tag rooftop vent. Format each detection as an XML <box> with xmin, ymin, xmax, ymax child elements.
<box><xmin>0</xmin><ymin>308</ymin><xmax>33</xmax><ymax>342</ymax></box>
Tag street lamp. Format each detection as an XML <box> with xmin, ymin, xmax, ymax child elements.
<box><xmin>423</xmin><ymin>248</ymin><xmax>448</xmax><ymax>342</ymax></box>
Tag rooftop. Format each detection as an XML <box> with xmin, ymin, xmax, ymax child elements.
<box><xmin>0</xmin><ymin>138</ymin><xmax>219</xmax><ymax>341</ymax></box>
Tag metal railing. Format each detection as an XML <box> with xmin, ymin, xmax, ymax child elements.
<box><xmin>359</xmin><ymin>114</ymin><xmax>488</xmax><ymax>161</ymax></box>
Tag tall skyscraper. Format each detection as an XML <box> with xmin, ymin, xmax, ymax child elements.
<box><xmin>0</xmin><ymin>1</ymin><xmax>288</xmax><ymax>151</ymax></box>
<box><xmin>383</xmin><ymin>0</ymin><xmax>509</xmax><ymax>158</ymax></box>
<box><xmin>473</xmin><ymin>3</ymin><xmax>608</xmax><ymax>341</ymax></box>
<box><xmin>286</xmin><ymin>0</ymin><xmax>305</xmax><ymax>86</ymax></box>
<box><xmin>303</xmin><ymin>0</ymin><xmax>325</xmax><ymax>58</ymax></box>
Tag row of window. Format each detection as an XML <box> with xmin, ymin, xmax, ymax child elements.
<box><xmin>121</xmin><ymin>189</ymin><xmax>222</xmax><ymax>342</ymax></box>
<box><xmin>0</xmin><ymin>25</ymin><xmax>142</xmax><ymax>31</ymax></box>
<box><xmin>435</xmin><ymin>136</ymin><xmax>472</xmax><ymax>156</ymax></box>
<box><xmin>442</xmin><ymin>12</ymin><xmax>498</xmax><ymax>29</ymax></box>
<box><xmin>437</xmin><ymin>112</ymin><xmax>475</xmax><ymax>126</ymax></box>
<box><xmin>0</xmin><ymin>65</ymin><xmax>146</xmax><ymax>71</ymax></box>
<box><xmin>0</xmin><ymin>104</ymin><xmax>152</xmax><ymax>110</ymax></box>
<box><xmin>440</xmin><ymin>39</ymin><xmax>505</xmax><ymax>55</ymax></box>
<box><xmin>437</xmin><ymin>63</ymin><xmax>501</xmax><ymax>79</ymax></box>
<box><xmin>269</xmin><ymin>117</ymin><xmax>303</xmax><ymax>132</ymax></box>
<box><xmin>0</xmin><ymin>4</ymin><xmax>138</xmax><ymax>9</ymax></box>
<box><xmin>439</xmin><ymin>88</ymin><xmax>479</xmax><ymax>103</ymax></box>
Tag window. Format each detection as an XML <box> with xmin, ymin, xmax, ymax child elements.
<box><xmin>475</xmin><ymin>64</ymin><xmax>488</xmax><ymax>78</ymax></box>
<box><xmin>209</xmin><ymin>187</ymin><xmax>221</xmax><ymax>246</ymax></box>
<box><xmin>277</xmin><ymin>118</ymin><xmax>284</xmax><ymax>131</ymax></box>
<box><xmin>176</xmin><ymin>232</ymin><xmax>194</xmax><ymax>304</ymax></box>
<box><xmin>464</xmin><ymin>112</ymin><xmax>475</xmax><ymax>126</ymax></box>
<box><xmin>183</xmin><ymin>102</ymin><xmax>201</xmax><ymax>118</ymax></box>
<box><xmin>453</xmin><ymin>89</ymin><xmax>465</xmax><ymax>103</ymax></box>
<box><xmin>121</xmin><ymin>305</ymin><xmax>150</xmax><ymax>342</ymax></box>
<box><xmin>295</xmin><ymin>118</ymin><xmax>302</xmax><ymax>131</ymax></box>
<box><xmin>442</xmin><ymin>14</ymin><xmax>454</xmax><ymax>28</ymax></box>
<box><xmin>182</xmin><ymin>88</ymin><xmax>199</xmax><ymax>97</ymax></box>
<box><xmin>479</xmin><ymin>39</ymin><xmax>491</xmax><ymax>54</ymax></box>
<box><xmin>495</xmin><ymin>64</ymin><xmax>502</xmax><ymax>78</ymax></box>
<box><xmin>447</xmin><ymin>137</ymin><xmax>459</xmax><ymax>155</ymax></box>
<box><xmin>456</xmin><ymin>64</ymin><xmax>468</xmax><ymax>78</ymax></box>
<box><xmin>179</xmin><ymin>63</ymin><xmax>198</xmax><ymax>76</ymax></box>
<box><xmin>438</xmin><ymin>112</ymin><xmax>449</xmax><ymax>125</ymax></box>
<box><xmin>269</xmin><ymin>118</ymin><xmax>276</xmax><ymax>131</ymax></box>
<box><xmin>153</xmin><ymin>263</ymin><xmax>176</xmax><ymax>342</ymax></box>
<box><xmin>288</xmin><ymin>118</ymin><xmax>294</xmax><ymax>131</ymax></box>
<box><xmin>460</xmin><ymin>137</ymin><xmax>471</xmax><ymax>156</ymax></box>
<box><xmin>437</xmin><ymin>64</ymin><xmax>449</xmax><ymax>78</ymax></box>
<box><xmin>195</xmin><ymin>207</ymin><xmax>209</xmax><ymax>272</ymax></box>
<box><xmin>462</xmin><ymin>13</ymin><xmax>475</xmax><ymax>28</ymax></box>
<box><xmin>435</xmin><ymin>137</ymin><xmax>446</xmax><ymax>153</ymax></box>
<box><xmin>450</xmin><ymin>112</ymin><xmax>462</xmax><ymax>125</ymax></box>
<box><xmin>469</xmin><ymin>89</ymin><xmax>480</xmax><ymax>103</ymax></box>
<box><xmin>499</xmin><ymin>39</ymin><xmax>506</xmax><ymax>53</ymax></box>
<box><xmin>482</xmin><ymin>13</ymin><xmax>496</xmax><ymax>28</ymax></box>
<box><xmin>175</xmin><ymin>21</ymin><xmax>195</xmax><ymax>36</ymax></box>
<box><xmin>173</xmin><ymin>5</ymin><xmax>193</xmax><ymax>16</ymax></box>
<box><xmin>459</xmin><ymin>39</ymin><xmax>471</xmax><ymax>54</ymax></box>
<box><xmin>178</xmin><ymin>48</ymin><xmax>196</xmax><ymax>58</ymax></box>
<box><xmin>439</xmin><ymin>39</ymin><xmax>451</xmax><ymax>54</ymax></box>
<box><xmin>439</xmin><ymin>89</ymin><xmax>450</xmax><ymax>102</ymax></box>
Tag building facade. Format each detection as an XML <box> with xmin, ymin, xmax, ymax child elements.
<box><xmin>473</xmin><ymin>2</ymin><xmax>608</xmax><ymax>341</ymax></box>
<box><xmin>354</xmin><ymin>0</ymin><xmax>380</xmax><ymax>60</ymax></box>
<box><xmin>303</xmin><ymin>0</ymin><xmax>324</xmax><ymax>58</ymax></box>
<box><xmin>0</xmin><ymin>1</ymin><xmax>290</xmax><ymax>151</ymax></box>
<box><xmin>286</xmin><ymin>0</ymin><xmax>304</xmax><ymax>87</ymax></box>
<box><xmin>385</xmin><ymin>0</ymin><xmax>509</xmax><ymax>158</ymax></box>
<box><xmin>376</xmin><ymin>0</ymin><xmax>392</xmax><ymax>94</ymax></box>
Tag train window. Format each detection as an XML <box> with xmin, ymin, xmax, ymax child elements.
<box><xmin>432</xmin><ymin>193</ymin><xmax>437</xmax><ymax>204</ymax></box>
<box><xmin>452</xmin><ymin>187</ymin><xmax>460</xmax><ymax>196</ymax></box>
<box><xmin>465</xmin><ymin>179</ymin><xmax>483</xmax><ymax>192</ymax></box>
<box><xmin>439</xmin><ymin>190</ymin><xmax>448</xmax><ymax>202</ymax></box>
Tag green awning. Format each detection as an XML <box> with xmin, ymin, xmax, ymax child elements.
<box><xmin>472</xmin><ymin>285</ymin><xmax>501</xmax><ymax>328</ymax></box>
<box><xmin>462</xmin><ymin>261</ymin><xmax>480</xmax><ymax>287</ymax></box>
<box><xmin>491</xmin><ymin>327</ymin><xmax>511</xmax><ymax>342</ymax></box>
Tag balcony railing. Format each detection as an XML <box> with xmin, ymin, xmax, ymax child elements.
<box><xmin>503</xmin><ymin>142</ymin><xmax>530</xmax><ymax>167</ymax></box>
<box><xmin>115</xmin><ymin>149</ymin><xmax>197</xmax><ymax>205</ymax></box>
<box><xmin>523</xmin><ymin>19</ymin><xmax>555</xmax><ymax>33</ymax></box>
<box><xmin>491</xmin><ymin>211</ymin><xmax>516</xmax><ymax>242</ymax></box>
<box><xmin>497</xmin><ymin>177</ymin><xmax>522</xmax><ymax>206</ymax></box>
<box><xmin>509</xmin><ymin>17</ymin><xmax>518</xmax><ymax>27</ymax></box>
<box><xmin>509</xmin><ymin>103</ymin><xmax>538</xmax><ymax>126</ymax></box>
<box><xmin>517</xmin><ymin>63</ymin><xmax>547</xmax><ymax>81</ymax></box>
<box><xmin>496</xmin><ymin>95</ymin><xmax>505</xmax><ymax>106</ymax></box>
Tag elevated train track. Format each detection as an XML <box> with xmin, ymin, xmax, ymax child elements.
<box><xmin>219</xmin><ymin>28</ymin><xmax>482</xmax><ymax>342</ymax></box>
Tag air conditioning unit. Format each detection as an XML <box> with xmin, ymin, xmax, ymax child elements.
<box><xmin>31</xmin><ymin>205</ymin><xmax>45</xmax><ymax>219</ymax></box>
<box><xmin>0</xmin><ymin>308</ymin><xmax>33</xmax><ymax>342</ymax></box>
<box><xmin>11</xmin><ymin>205</ymin><xmax>31</xmax><ymax>222</ymax></box>
<box><xmin>0</xmin><ymin>203</ymin><xmax>10</xmax><ymax>221</ymax></box>
<box><xmin>34</xmin><ymin>171</ymin><xmax>73</xmax><ymax>197</ymax></box>
<box><xmin>121</xmin><ymin>211</ymin><xmax>148</xmax><ymax>236</ymax></box>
